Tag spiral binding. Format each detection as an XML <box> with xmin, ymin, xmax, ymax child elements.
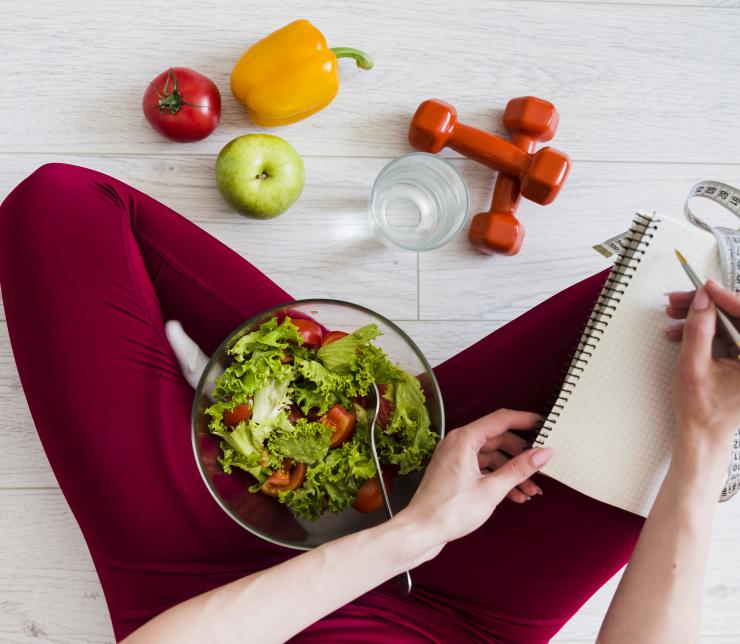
<box><xmin>532</xmin><ymin>213</ymin><xmax>659</xmax><ymax>448</ymax></box>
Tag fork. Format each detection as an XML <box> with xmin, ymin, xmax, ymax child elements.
<box><xmin>368</xmin><ymin>383</ymin><xmax>413</xmax><ymax>596</ymax></box>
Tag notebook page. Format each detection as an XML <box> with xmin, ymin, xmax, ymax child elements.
<box><xmin>539</xmin><ymin>213</ymin><xmax>721</xmax><ymax>516</ymax></box>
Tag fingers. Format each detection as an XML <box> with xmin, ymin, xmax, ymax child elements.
<box><xmin>478</xmin><ymin>450</ymin><xmax>542</xmax><ymax>501</ymax></box>
<box><xmin>705</xmin><ymin>278</ymin><xmax>740</xmax><ymax>317</ymax></box>
<box><xmin>667</xmin><ymin>282</ymin><xmax>740</xmax><ymax>320</ymax></box>
<box><xmin>664</xmin><ymin>324</ymin><xmax>684</xmax><ymax>342</ymax></box>
<box><xmin>480</xmin><ymin>448</ymin><xmax>553</xmax><ymax>499</ymax></box>
<box><xmin>458</xmin><ymin>409</ymin><xmax>541</xmax><ymax>452</ymax></box>
<box><xmin>679</xmin><ymin>286</ymin><xmax>717</xmax><ymax>369</ymax></box>
<box><xmin>481</xmin><ymin>429</ymin><xmax>528</xmax><ymax>456</ymax></box>
<box><xmin>667</xmin><ymin>289</ymin><xmax>695</xmax><ymax>309</ymax></box>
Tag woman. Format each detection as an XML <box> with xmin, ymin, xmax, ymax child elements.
<box><xmin>0</xmin><ymin>163</ymin><xmax>738</xmax><ymax>644</ymax></box>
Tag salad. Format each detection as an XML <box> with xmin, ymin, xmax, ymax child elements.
<box><xmin>204</xmin><ymin>316</ymin><xmax>437</xmax><ymax>520</ymax></box>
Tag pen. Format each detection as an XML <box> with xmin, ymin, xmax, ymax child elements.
<box><xmin>674</xmin><ymin>249</ymin><xmax>740</xmax><ymax>359</ymax></box>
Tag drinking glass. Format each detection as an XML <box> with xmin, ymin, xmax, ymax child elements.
<box><xmin>369</xmin><ymin>152</ymin><xmax>470</xmax><ymax>251</ymax></box>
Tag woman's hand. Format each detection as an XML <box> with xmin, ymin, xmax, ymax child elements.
<box><xmin>396</xmin><ymin>409</ymin><xmax>552</xmax><ymax>559</ymax></box>
<box><xmin>666</xmin><ymin>279</ymin><xmax>740</xmax><ymax>464</ymax></box>
<box><xmin>600</xmin><ymin>280</ymin><xmax>740</xmax><ymax>643</ymax></box>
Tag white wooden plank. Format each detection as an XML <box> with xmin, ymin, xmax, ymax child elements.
<box><xmin>0</xmin><ymin>489</ymin><xmax>114</xmax><ymax>644</ymax></box>
<box><xmin>420</xmin><ymin>162</ymin><xmax>740</xmax><ymax>319</ymax></box>
<box><xmin>554</xmin><ymin>501</ymin><xmax>740</xmax><ymax>641</ymax></box>
<box><xmin>0</xmin><ymin>327</ymin><xmax>58</xmax><ymax>488</ymax></box>
<box><xmin>0</xmin><ymin>154</ymin><xmax>417</xmax><ymax>321</ymax></box>
<box><xmin>394</xmin><ymin>320</ymin><xmax>507</xmax><ymax>365</ymax></box>
<box><xmin>537</xmin><ymin>0</ymin><xmax>740</xmax><ymax>5</ymax></box>
<box><xmin>0</xmin><ymin>488</ymin><xmax>738</xmax><ymax>643</ymax></box>
<box><xmin>1</xmin><ymin>1</ymin><xmax>739</xmax><ymax>162</ymax></box>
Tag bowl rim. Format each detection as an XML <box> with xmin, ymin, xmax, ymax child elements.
<box><xmin>190</xmin><ymin>297</ymin><xmax>446</xmax><ymax>551</ymax></box>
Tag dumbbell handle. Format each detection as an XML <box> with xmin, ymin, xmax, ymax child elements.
<box><xmin>488</xmin><ymin>132</ymin><xmax>539</xmax><ymax>214</ymax></box>
<box><xmin>449</xmin><ymin>124</ymin><xmax>529</xmax><ymax>177</ymax></box>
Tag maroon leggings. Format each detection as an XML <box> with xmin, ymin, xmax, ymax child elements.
<box><xmin>0</xmin><ymin>164</ymin><xmax>643</xmax><ymax>643</ymax></box>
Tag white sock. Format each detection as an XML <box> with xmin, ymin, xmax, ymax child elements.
<box><xmin>165</xmin><ymin>320</ymin><xmax>211</xmax><ymax>391</ymax></box>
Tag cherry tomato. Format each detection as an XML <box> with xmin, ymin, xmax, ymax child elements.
<box><xmin>261</xmin><ymin>461</ymin><xmax>308</xmax><ymax>497</ymax></box>
<box><xmin>321</xmin><ymin>404</ymin><xmax>357</xmax><ymax>448</ymax></box>
<box><xmin>321</xmin><ymin>330</ymin><xmax>348</xmax><ymax>346</ymax></box>
<box><xmin>353</xmin><ymin>470</ymin><xmax>394</xmax><ymax>513</ymax></box>
<box><xmin>287</xmin><ymin>405</ymin><xmax>305</xmax><ymax>425</ymax></box>
<box><xmin>291</xmin><ymin>318</ymin><xmax>323</xmax><ymax>348</ymax></box>
<box><xmin>142</xmin><ymin>67</ymin><xmax>221</xmax><ymax>142</ymax></box>
<box><xmin>223</xmin><ymin>402</ymin><xmax>252</xmax><ymax>427</ymax></box>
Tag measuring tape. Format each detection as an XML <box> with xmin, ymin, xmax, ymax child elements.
<box><xmin>594</xmin><ymin>181</ymin><xmax>740</xmax><ymax>502</ymax></box>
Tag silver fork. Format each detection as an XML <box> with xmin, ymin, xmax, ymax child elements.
<box><xmin>368</xmin><ymin>383</ymin><xmax>413</xmax><ymax>596</ymax></box>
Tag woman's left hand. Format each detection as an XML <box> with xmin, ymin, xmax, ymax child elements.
<box><xmin>397</xmin><ymin>409</ymin><xmax>553</xmax><ymax>556</ymax></box>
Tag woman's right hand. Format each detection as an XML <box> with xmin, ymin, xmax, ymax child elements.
<box><xmin>666</xmin><ymin>279</ymin><xmax>740</xmax><ymax>465</ymax></box>
<box><xmin>396</xmin><ymin>409</ymin><xmax>552</xmax><ymax>559</ymax></box>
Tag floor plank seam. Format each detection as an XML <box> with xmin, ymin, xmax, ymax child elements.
<box><xmin>1</xmin><ymin>152</ymin><xmax>740</xmax><ymax>168</ymax></box>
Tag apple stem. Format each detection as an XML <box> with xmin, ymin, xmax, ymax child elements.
<box><xmin>330</xmin><ymin>47</ymin><xmax>374</xmax><ymax>70</ymax></box>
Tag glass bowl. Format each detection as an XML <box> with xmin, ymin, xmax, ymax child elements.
<box><xmin>191</xmin><ymin>299</ymin><xmax>445</xmax><ymax>551</ymax></box>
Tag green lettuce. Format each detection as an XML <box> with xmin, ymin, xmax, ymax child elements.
<box><xmin>228</xmin><ymin>317</ymin><xmax>303</xmax><ymax>357</ymax></box>
<box><xmin>267</xmin><ymin>417</ymin><xmax>332</xmax><ymax>466</ymax></box>
<box><xmin>281</xmin><ymin>437</ymin><xmax>377</xmax><ymax>520</ymax></box>
<box><xmin>205</xmin><ymin>315</ymin><xmax>438</xmax><ymax>521</ymax></box>
<box><xmin>316</xmin><ymin>324</ymin><xmax>381</xmax><ymax>373</ymax></box>
<box><xmin>252</xmin><ymin>378</ymin><xmax>291</xmax><ymax>425</ymax></box>
<box><xmin>376</xmin><ymin>372</ymin><xmax>436</xmax><ymax>474</ymax></box>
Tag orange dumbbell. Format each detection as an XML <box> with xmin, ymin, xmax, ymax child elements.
<box><xmin>408</xmin><ymin>98</ymin><xmax>569</xmax><ymax>206</ymax></box>
<box><xmin>469</xmin><ymin>96</ymin><xmax>563</xmax><ymax>254</ymax></box>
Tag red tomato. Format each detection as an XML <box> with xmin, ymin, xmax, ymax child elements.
<box><xmin>353</xmin><ymin>471</ymin><xmax>394</xmax><ymax>513</ymax></box>
<box><xmin>142</xmin><ymin>67</ymin><xmax>221</xmax><ymax>142</ymax></box>
<box><xmin>287</xmin><ymin>405</ymin><xmax>305</xmax><ymax>425</ymax></box>
<box><xmin>321</xmin><ymin>404</ymin><xmax>357</xmax><ymax>448</ymax></box>
<box><xmin>321</xmin><ymin>330</ymin><xmax>348</xmax><ymax>346</ymax></box>
<box><xmin>261</xmin><ymin>461</ymin><xmax>308</xmax><ymax>497</ymax></box>
<box><xmin>223</xmin><ymin>402</ymin><xmax>252</xmax><ymax>427</ymax></box>
<box><xmin>291</xmin><ymin>319</ymin><xmax>323</xmax><ymax>348</ymax></box>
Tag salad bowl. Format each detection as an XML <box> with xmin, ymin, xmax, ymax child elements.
<box><xmin>191</xmin><ymin>299</ymin><xmax>445</xmax><ymax>550</ymax></box>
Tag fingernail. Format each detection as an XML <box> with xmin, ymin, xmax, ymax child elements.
<box><xmin>525</xmin><ymin>495</ymin><xmax>532</xmax><ymax>501</ymax></box>
<box><xmin>693</xmin><ymin>286</ymin><xmax>710</xmax><ymax>311</ymax></box>
<box><xmin>706</xmin><ymin>277</ymin><xmax>722</xmax><ymax>290</ymax></box>
<box><xmin>536</xmin><ymin>486</ymin><xmax>544</xmax><ymax>495</ymax></box>
<box><xmin>531</xmin><ymin>448</ymin><xmax>553</xmax><ymax>467</ymax></box>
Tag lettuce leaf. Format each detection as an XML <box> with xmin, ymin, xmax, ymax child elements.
<box><xmin>316</xmin><ymin>324</ymin><xmax>382</xmax><ymax>373</ymax></box>
<box><xmin>267</xmin><ymin>417</ymin><xmax>332</xmax><ymax>466</ymax></box>
<box><xmin>280</xmin><ymin>437</ymin><xmax>377</xmax><ymax>520</ymax></box>
<box><xmin>252</xmin><ymin>377</ymin><xmax>291</xmax><ymax>425</ymax></box>
<box><xmin>377</xmin><ymin>372</ymin><xmax>436</xmax><ymax>474</ymax></box>
<box><xmin>293</xmin><ymin>358</ymin><xmax>347</xmax><ymax>414</ymax></box>
<box><xmin>228</xmin><ymin>317</ymin><xmax>303</xmax><ymax>358</ymax></box>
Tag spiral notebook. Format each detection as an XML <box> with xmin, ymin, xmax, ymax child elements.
<box><xmin>533</xmin><ymin>212</ymin><xmax>722</xmax><ymax>517</ymax></box>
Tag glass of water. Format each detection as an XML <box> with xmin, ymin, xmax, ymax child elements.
<box><xmin>369</xmin><ymin>152</ymin><xmax>470</xmax><ymax>251</ymax></box>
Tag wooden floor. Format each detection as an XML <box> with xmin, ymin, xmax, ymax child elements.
<box><xmin>2</xmin><ymin>0</ymin><xmax>740</xmax><ymax>641</ymax></box>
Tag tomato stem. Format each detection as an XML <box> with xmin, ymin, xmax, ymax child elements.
<box><xmin>154</xmin><ymin>68</ymin><xmax>207</xmax><ymax>114</ymax></box>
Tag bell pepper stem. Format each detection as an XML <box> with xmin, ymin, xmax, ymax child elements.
<box><xmin>330</xmin><ymin>47</ymin><xmax>374</xmax><ymax>70</ymax></box>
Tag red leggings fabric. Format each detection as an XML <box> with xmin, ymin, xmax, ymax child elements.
<box><xmin>0</xmin><ymin>164</ymin><xmax>644</xmax><ymax>643</ymax></box>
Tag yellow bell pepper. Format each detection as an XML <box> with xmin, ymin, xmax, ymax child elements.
<box><xmin>230</xmin><ymin>20</ymin><xmax>373</xmax><ymax>127</ymax></box>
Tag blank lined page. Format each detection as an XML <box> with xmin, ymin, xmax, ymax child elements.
<box><xmin>539</xmin><ymin>213</ymin><xmax>721</xmax><ymax>516</ymax></box>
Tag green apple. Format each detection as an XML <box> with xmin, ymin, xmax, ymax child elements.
<box><xmin>215</xmin><ymin>134</ymin><xmax>305</xmax><ymax>219</ymax></box>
